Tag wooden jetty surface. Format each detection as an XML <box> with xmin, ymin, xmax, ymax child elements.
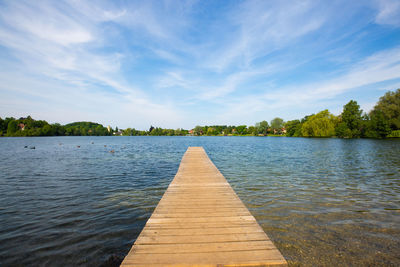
<box><xmin>121</xmin><ymin>147</ymin><xmax>287</xmax><ymax>267</ymax></box>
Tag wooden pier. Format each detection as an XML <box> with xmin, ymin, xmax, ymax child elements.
<box><xmin>121</xmin><ymin>147</ymin><xmax>287</xmax><ymax>266</ymax></box>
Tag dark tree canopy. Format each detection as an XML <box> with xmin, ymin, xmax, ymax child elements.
<box><xmin>338</xmin><ymin>100</ymin><xmax>363</xmax><ymax>138</ymax></box>
<box><xmin>285</xmin><ymin>120</ymin><xmax>301</xmax><ymax>137</ymax></box>
<box><xmin>371</xmin><ymin>88</ymin><xmax>400</xmax><ymax>130</ymax></box>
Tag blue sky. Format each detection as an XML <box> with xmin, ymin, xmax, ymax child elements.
<box><xmin>0</xmin><ymin>0</ymin><xmax>400</xmax><ymax>129</ymax></box>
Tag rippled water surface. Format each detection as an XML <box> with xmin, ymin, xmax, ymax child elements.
<box><xmin>0</xmin><ymin>136</ymin><xmax>399</xmax><ymax>266</ymax></box>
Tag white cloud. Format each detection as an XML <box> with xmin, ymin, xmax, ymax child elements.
<box><xmin>0</xmin><ymin>1</ymin><xmax>93</xmax><ymax>46</ymax></box>
<box><xmin>375</xmin><ymin>0</ymin><xmax>400</xmax><ymax>26</ymax></box>
<box><xmin>0</xmin><ymin>0</ymin><xmax>187</xmax><ymax>128</ymax></box>
<box><xmin>209</xmin><ymin>46</ymin><xmax>400</xmax><ymax>124</ymax></box>
<box><xmin>262</xmin><ymin>47</ymin><xmax>400</xmax><ymax>105</ymax></box>
<box><xmin>196</xmin><ymin>71</ymin><xmax>258</xmax><ymax>100</ymax></box>
<box><xmin>204</xmin><ymin>0</ymin><xmax>325</xmax><ymax>71</ymax></box>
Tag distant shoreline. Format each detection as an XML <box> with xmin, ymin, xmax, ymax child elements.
<box><xmin>2</xmin><ymin>89</ymin><xmax>399</xmax><ymax>139</ymax></box>
<box><xmin>1</xmin><ymin>135</ymin><xmax>399</xmax><ymax>139</ymax></box>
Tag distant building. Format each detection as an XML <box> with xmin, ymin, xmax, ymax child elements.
<box><xmin>18</xmin><ymin>123</ymin><xmax>25</xmax><ymax>131</ymax></box>
<box><xmin>273</xmin><ymin>128</ymin><xmax>286</xmax><ymax>135</ymax></box>
<box><xmin>189</xmin><ymin>129</ymin><xmax>194</xmax><ymax>135</ymax></box>
<box><xmin>113</xmin><ymin>130</ymin><xmax>123</xmax><ymax>136</ymax></box>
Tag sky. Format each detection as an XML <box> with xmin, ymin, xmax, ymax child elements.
<box><xmin>0</xmin><ymin>0</ymin><xmax>400</xmax><ymax>130</ymax></box>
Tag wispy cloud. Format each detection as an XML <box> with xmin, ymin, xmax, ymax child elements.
<box><xmin>0</xmin><ymin>0</ymin><xmax>186</xmax><ymax>128</ymax></box>
<box><xmin>200</xmin><ymin>0</ymin><xmax>327</xmax><ymax>72</ymax></box>
<box><xmin>374</xmin><ymin>0</ymin><xmax>400</xmax><ymax>26</ymax></box>
<box><xmin>210</xmin><ymin>46</ymin><xmax>400</xmax><ymax>124</ymax></box>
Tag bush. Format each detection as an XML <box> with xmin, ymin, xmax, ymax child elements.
<box><xmin>388</xmin><ymin>130</ymin><xmax>400</xmax><ymax>138</ymax></box>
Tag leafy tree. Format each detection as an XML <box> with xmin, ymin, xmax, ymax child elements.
<box><xmin>65</xmin><ymin>127</ymin><xmax>72</xmax><ymax>136</ymax></box>
<box><xmin>51</xmin><ymin>123</ymin><xmax>65</xmax><ymax>136</ymax></box>
<box><xmin>370</xmin><ymin>88</ymin><xmax>400</xmax><ymax>130</ymax></box>
<box><xmin>388</xmin><ymin>130</ymin><xmax>400</xmax><ymax>137</ymax></box>
<box><xmin>73</xmin><ymin>127</ymin><xmax>80</xmax><ymax>136</ymax></box>
<box><xmin>335</xmin><ymin>122</ymin><xmax>352</xmax><ymax>138</ymax></box>
<box><xmin>7</xmin><ymin>120</ymin><xmax>18</xmax><ymax>136</ymax></box>
<box><xmin>247</xmin><ymin>126</ymin><xmax>257</xmax><ymax>135</ymax></box>
<box><xmin>193</xmin><ymin>125</ymin><xmax>203</xmax><ymax>135</ymax></box>
<box><xmin>255</xmin><ymin>120</ymin><xmax>269</xmax><ymax>135</ymax></box>
<box><xmin>174</xmin><ymin>128</ymin><xmax>181</xmax><ymax>136</ymax></box>
<box><xmin>236</xmin><ymin>125</ymin><xmax>248</xmax><ymax>135</ymax></box>
<box><xmin>168</xmin><ymin>129</ymin><xmax>174</xmax><ymax>135</ymax></box>
<box><xmin>284</xmin><ymin>120</ymin><xmax>301</xmax><ymax>137</ymax></box>
<box><xmin>339</xmin><ymin>100</ymin><xmax>363</xmax><ymax>137</ymax></box>
<box><xmin>122</xmin><ymin>128</ymin><xmax>132</xmax><ymax>136</ymax></box>
<box><xmin>94</xmin><ymin>125</ymin><xmax>104</xmax><ymax>135</ymax></box>
<box><xmin>301</xmin><ymin>110</ymin><xmax>337</xmax><ymax>137</ymax></box>
<box><xmin>366</xmin><ymin>110</ymin><xmax>391</xmax><ymax>138</ymax></box>
<box><xmin>206</xmin><ymin>127</ymin><xmax>216</xmax><ymax>135</ymax></box>
<box><xmin>0</xmin><ymin>117</ymin><xmax>4</xmax><ymax>133</ymax></box>
<box><xmin>270</xmin><ymin>117</ymin><xmax>284</xmax><ymax>134</ymax></box>
<box><xmin>42</xmin><ymin>124</ymin><xmax>52</xmax><ymax>136</ymax></box>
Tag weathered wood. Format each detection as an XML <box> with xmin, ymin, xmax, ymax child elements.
<box><xmin>121</xmin><ymin>147</ymin><xmax>287</xmax><ymax>267</ymax></box>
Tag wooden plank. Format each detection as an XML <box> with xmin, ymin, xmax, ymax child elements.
<box><xmin>139</xmin><ymin>226</ymin><xmax>265</xmax><ymax>236</ymax></box>
<box><xmin>131</xmin><ymin>240</ymin><xmax>276</xmax><ymax>254</ymax></box>
<box><xmin>136</xmin><ymin>232</ymin><xmax>270</xmax><ymax>245</ymax></box>
<box><xmin>123</xmin><ymin>250</ymin><xmax>285</xmax><ymax>264</ymax></box>
<box><xmin>121</xmin><ymin>146</ymin><xmax>287</xmax><ymax>267</ymax></box>
<box><xmin>150</xmin><ymin>212</ymin><xmax>252</xmax><ymax>218</ymax></box>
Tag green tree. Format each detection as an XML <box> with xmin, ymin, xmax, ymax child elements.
<box><xmin>335</xmin><ymin>122</ymin><xmax>352</xmax><ymax>138</ymax></box>
<box><xmin>339</xmin><ymin>100</ymin><xmax>363</xmax><ymax>137</ymax></box>
<box><xmin>122</xmin><ymin>128</ymin><xmax>132</xmax><ymax>136</ymax></box>
<box><xmin>193</xmin><ymin>125</ymin><xmax>203</xmax><ymax>135</ymax></box>
<box><xmin>270</xmin><ymin>117</ymin><xmax>284</xmax><ymax>134</ymax></box>
<box><xmin>166</xmin><ymin>129</ymin><xmax>175</xmax><ymax>136</ymax></box>
<box><xmin>370</xmin><ymin>88</ymin><xmax>400</xmax><ymax>130</ymax></box>
<box><xmin>41</xmin><ymin>124</ymin><xmax>52</xmax><ymax>136</ymax></box>
<box><xmin>247</xmin><ymin>126</ymin><xmax>257</xmax><ymax>135</ymax></box>
<box><xmin>367</xmin><ymin>110</ymin><xmax>391</xmax><ymax>138</ymax></box>
<box><xmin>51</xmin><ymin>123</ymin><xmax>65</xmax><ymax>136</ymax></box>
<box><xmin>95</xmin><ymin>125</ymin><xmax>104</xmax><ymax>135</ymax></box>
<box><xmin>7</xmin><ymin>120</ymin><xmax>18</xmax><ymax>136</ymax></box>
<box><xmin>301</xmin><ymin>110</ymin><xmax>337</xmax><ymax>137</ymax></box>
<box><xmin>236</xmin><ymin>125</ymin><xmax>248</xmax><ymax>135</ymax></box>
<box><xmin>73</xmin><ymin>127</ymin><xmax>80</xmax><ymax>136</ymax></box>
<box><xmin>255</xmin><ymin>120</ymin><xmax>269</xmax><ymax>135</ymax></box>
<box><xmin>284</xmin><ymin>120</ymin><xmax>301</xmax><ymax>137</ymax></box>
<box><xmin>0</xmin><ymin>117</ymin><xmax>4</xmax><ymax>135</ymax></box>
<box><xmin>174</xmin><ymin>128</ymin><xmax>183</xmax><ymax>136</ymax></box>
<box><xmin>206</xmin><ymin>127</ymin><xmax>216</xmax><ymax>135</ymax></box>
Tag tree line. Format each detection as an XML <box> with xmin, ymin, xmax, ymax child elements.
<box><xmin>187</xmin><ymin>89</ymin><xmax>400</xmax><ymax>138</ymax></box>
<box><xmin>1</xmin><ymin>89</ymin><xmax>399</xmax><ymax>138</ymax></box>
<box><xmin>0</xmin><ymin>117</ymin><xmax>112</xmax><ymax>137</ymax></box>
<box><xmin>284</xmin><ymin>89</ymin><xmax>400</xmax><ymax>138</ymax></box>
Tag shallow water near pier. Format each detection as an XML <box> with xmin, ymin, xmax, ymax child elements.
<box><xmin>0</xmin><ymin>136</ymin><xmax>399</xmax><ymax>266</ymax></box>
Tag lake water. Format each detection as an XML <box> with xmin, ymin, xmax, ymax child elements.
<box><xmin>0</xmin><ymin>136</ymin><xmax>399</xmax><ymax>266</ymax></box>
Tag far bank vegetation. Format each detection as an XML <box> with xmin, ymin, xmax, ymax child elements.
<box><xmin>1</xmin><ymin>89</ymin><xmax>399</xmax><ymax>139</ymax></box>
